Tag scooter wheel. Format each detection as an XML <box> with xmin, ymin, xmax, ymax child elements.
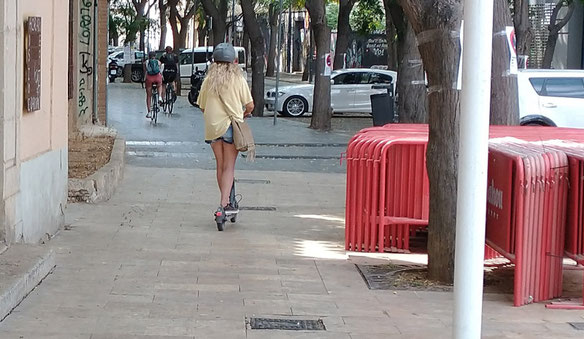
<box><xmin>188</xmin><ymin>91</ymin><xmax>198</xmax><ymax>107</ymax></box>
<box><xmin>217</xmin><ymin>222</ymin><xmax>225</xmax><ymax>231</ymax></box>
<box><xmin>109</xmin><ymin>76</ymin><xmax>115</xmax><ymax>83</ymax></box>
<box><xmin>230</xmin><ymin>215</ymin><xmax>237</xmax><ymax>223</ymax></box>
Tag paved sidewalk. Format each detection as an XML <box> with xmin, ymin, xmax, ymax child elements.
<box><xmin>0</xmin><ymin>165</ymin><xmax>583</xmax><ymax>338</ymax></box>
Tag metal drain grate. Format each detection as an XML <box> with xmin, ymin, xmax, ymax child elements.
<box><xmin>569</xmin><ymin>322</ymin><xmax>584</xmax><ymax>330</ymax></box>
<box><xmin>240</xmin><ymin>206</ymin><xmax>277</xmax><ymax>211</ymax></box>
<box><xmin>235</xmin><ymin>179</ymin><xmax>271</xmax><ymax>184</ymax></box>
<box><xmin>249</xmin><ymin>318</ymin><xmax>326</xmax><ymax>331</ymax></box>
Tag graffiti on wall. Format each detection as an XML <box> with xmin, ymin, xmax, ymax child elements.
<box><xmin>338</xmin><ymin>34</ymin><xmax>388</xmax><ymax>68</ymax></box>
<box><xmin>78</xmin><ymin>0</ymin><xmax>93</xmax><ymax>118</ymax></box>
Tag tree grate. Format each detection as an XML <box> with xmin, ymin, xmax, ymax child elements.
<box><xmin>569</xmin><ymin>322</ymin><xmax>584</xmax><ymax>331</ymax></box>
<box><xmin>240</xmin><ymin>206</ymin><xmax>277</xmax><ymax>211</ymax></box>
<box><xmin>248</xmin><ymin>318</ymin><xmax>326</xmax><ymax>331</ymax></box>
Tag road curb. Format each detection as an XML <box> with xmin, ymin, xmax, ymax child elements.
<box><xmin>68</xmin><ymin>135</ymin><xmax>126</xmax><ymax>203</ymax></box>
<box><xmin>0</xmin><ymin>245</ymin><xmax>55</xmax><ymax>322</ymax></box>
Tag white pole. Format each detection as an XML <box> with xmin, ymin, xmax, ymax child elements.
<box><xmin>453</xmin><ymin>1</ymin><xmax>494</xmax><ymax>339</ymax></box>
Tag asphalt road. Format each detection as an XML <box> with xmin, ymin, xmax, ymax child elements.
<box><xmin>107</xmin><ymin>82</ymin><xmax>353</xmax><ymax>173</ymax></box>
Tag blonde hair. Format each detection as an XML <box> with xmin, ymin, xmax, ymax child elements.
<box><xmin>205</xmin><ymin>62</ymin><xmax>242</xmax><ymax>94</ymax></box>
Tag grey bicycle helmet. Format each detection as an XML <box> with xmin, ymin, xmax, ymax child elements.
<box><xmin>213</xmin><ymin>43</ymin><xmax>236</xmax><ymax>63</ymax></box>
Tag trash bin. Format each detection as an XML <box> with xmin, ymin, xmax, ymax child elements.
<box><xmin>370</xmin><ymin>93</ymin><xmax>395</xmax><ymax>126</ymax></box>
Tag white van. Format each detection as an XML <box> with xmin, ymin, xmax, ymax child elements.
<box><xmin>179</xmin><ymin>46</ymin><xmax>246</xmax><ymax>85</ymax></box>
<box><xmin>518</xmin><ymin>69</ymin><xmax>584</xmax><ymax>128</ymax></box>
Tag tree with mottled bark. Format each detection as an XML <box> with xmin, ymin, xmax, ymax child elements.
<box><xmin>200</xmin><ymin>0</ymin><xmax>229</xmax><ymax>46</ymax></box>
<box><xmin>131</xmin><ymin>0</ymin><xmax>156</xmax><ymax>51</ymax></box>
<box><xmin>491</xmin><ymin>0</ymin><xmax>519</xmax><ymax>125</ymax></box>
<box><xmin>158</xmin><ymin>0</ymin><xmax>168</xmax><ymax>50</ymax></box>
<box><xmin>383</xmin><ymin>0</ymin><xmax>398</xmax><ymax>70</ymax></box>
<box><xmin>397</xmin><ymin>0</ymin><xmax>462</xmax><ymax>283</ymax></box>
<box><xmin>168</xmin><ymin>0</ymin><xmax>198</xmax><ymax>49</ymax></box>
<box><xmin>385</xmin><ymin>0</ymin><xmax>427</xmax><ymax>123</ymax></box>
<box><xmin>305</xmin><ymin>0</ymin><xmax>332</xmax><ymax>130</ymax></box>
<box><xmin>542</xmin><ymin>0</ymin><xmax>578</xmax><ymax>68</ymax></box>
<box><xmin>513</xmin><ymin>0</ymin><xmax>533</xmax><ymax>67</ymax></box>
<box><xmin>240</xmin><ymin>0</ymin><xmax>266</xmax><ymax>116</ymax></box>
<box><xmin>333</xmin><ymin>0</ymin><xmax>358</xmax><ymax>70</ymax></box>
<box><xmin>265</xmin><ymin>3</ymin><xmax>280</xmax><ymax>76</ymax></box>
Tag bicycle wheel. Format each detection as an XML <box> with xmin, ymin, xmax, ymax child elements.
<box><xmin>167</xmin><ymin>88</ymin><xmax>174</xmax><ymax>114</ymax></box>
<box><xmin>151</xmin><ymin>91</ymin><xmax>158</xmax><ymax>124</ymax></box>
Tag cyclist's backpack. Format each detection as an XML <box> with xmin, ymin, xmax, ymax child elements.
<box><xmin>146</xmin><ymin>59</ymin><xmax>160</xmax><ymax>75</ymax></box>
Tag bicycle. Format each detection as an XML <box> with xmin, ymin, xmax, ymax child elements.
<box><xmin>163</xmin><ymin>81</ymin><xmax>176</xmax><ymax>114</ymax></box>
<box><xmin>150</xmin><ymin>83</ymin><xmax>160</xmax><ymax>124</ymax></box>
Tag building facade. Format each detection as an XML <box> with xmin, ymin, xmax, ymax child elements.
<box><xmin>0</xmin><ymin>0</ymin><xmax>69</xmax><ymax>244</ymax></box>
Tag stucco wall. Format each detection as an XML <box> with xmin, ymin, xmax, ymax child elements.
<box><xmin>19</xmin><ymin>148</ymin><xmax>67</xmax><ymax>243</ymax></box>
<box><xmin>19</xmin><ymin>0</ymin><xmax>68</xmax><ymax>161</ymax></box>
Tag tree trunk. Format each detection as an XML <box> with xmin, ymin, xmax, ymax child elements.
<box><xmin>137</xmin><ymin>10</ymin><xmax>146</xmax><ymax>51</ymax></box>
<box><xmin>159</xmin><ymin>0</ymin><xmax>168</xmax><ymax>50</ymax></box>
<box><xmin>177</xmin><ymin>24</ymin><xmax>189</xmax><ymax>49</ymax></box>
<box><xmin>306</xmin><ymin>0</ymin><xmax>332</xmax><ymax>130</ymax></box>
<box><xmin>266</xmin><ymin>5</ymin><xmax>279</xmax><ymax>77</ymax></box>
<box><xmin>198</xmin><ymin>23</ymin><xmax>207</xmax><ymax>46</ymax></box>
<box><xmin>384</xmin><ymin>7</ymin><xmax>398</xmax><ymax>70</ymax></box>
<box><xmin>242</xmin><ymin>26</ymin><xmax>251</xmax><ymax>68</ymax></box>
<box><xmin>397</xmin><ymin>23</ymin><xmax>427</xmax><ymax>123</ymax></box>
<box><xmin>200</xmin><ymin>0</ymin><xmax>227</xmax><ymax>46</ymax></box>
<box><xmin>302</xmin><ymin>24</ymin><xmax>312</xmax><ymax>81</ymax></box>
<box><xmin>333</xmin><ymin>0</ymin><xmax>356</xmax><ymax>70</ymax></box>
<box><xmin>241</xmin><ymin>0</ymin><xmax>265</xmax><ymax>117</ymax></box>
<box><xmin>387</xmin><ymin>1</ymin><xmax>427</xmax><ymax>123</ymax></box>
<box><xmin>514</xmin><ymin>0</ymin><xmax>533</xmax><ymax>64</ymax></box>
<box><xmin>542</xmin><ymin>0</ymin><xmax>576</xmax><ymax>68</ymax></box>
<box><xmin>169</xmin><ymin>4</ymin><xmax>180</xmax><ymax>49</ymax></box>
<box><xmin>491</xmin><ymin>0</ymin><xmax>519</xmax><ymax>125</ymax></box>
<box><xmin>397</xmin><ymin>0</ymin><xmax>462</xmax><ymax>284</ymax></box>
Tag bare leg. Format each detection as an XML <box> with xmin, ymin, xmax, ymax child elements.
<box><xmin>219</xmin><ymin>142</ymin><xmax>239</xmax><ymax>207</ymax></box>
<box><xmin>211</xmin><ymin>142</ymin><xmax>225</xmax><ymax>204</ymax></box>
<box><xmin>157</xmin><ymin>82</ymin><xmax>164</xmax><ymax>101</ymax></box>
<box><xmin>145</xmin><ymin>84</ymin><xmax>152</xmax><ymax>113</ymax></box>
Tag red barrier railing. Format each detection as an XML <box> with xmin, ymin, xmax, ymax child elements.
<box><xmin>345</xmin><ymin>124</ymin><xmax>584</xmax><ymax>307</ymax></box>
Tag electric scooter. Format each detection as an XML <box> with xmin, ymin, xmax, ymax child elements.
<box><xmin>108</xmin><ymin>60</ymin><xmax>119</xmax><ymax>83</ymax></box>
<box><xmin>214</xmin><ymin>182</ymin><xmax>239</xmax><ymax>231</ymax></box>
<box><xmin>188</xmin><ymin>67</ymin><xmax>206</xmax><ymax>107</ymax></box>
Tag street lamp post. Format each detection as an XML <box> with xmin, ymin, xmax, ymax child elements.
<box><xmin>453</xmin><ymin>1</ymin><xmax>494</xmax><ymax>338</ymax></box>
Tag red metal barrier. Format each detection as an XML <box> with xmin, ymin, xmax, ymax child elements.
<box><xmin>541</xmin><ymin>142</ymin><xmax>584</xmax><ymax>310</ymax></box>
<box><xmin>345</xmin><ymin>125</ymin><xmax>584</xmax><ymax>306</ymax></box>
<box><xmin>345</xmin><ymin>130</ymin><xmax>428</xmax><ymax>253</ymax></box>
<box><xmin>486</xmin><ymin>140</ymin><xmax>568</xmax><ymax>306</ymax></box>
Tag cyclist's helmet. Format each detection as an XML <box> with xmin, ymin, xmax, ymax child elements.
<box><xmin>213</xmin><ymin>43</ymin><xmax>236</xmax><ymax>63</ymax></box>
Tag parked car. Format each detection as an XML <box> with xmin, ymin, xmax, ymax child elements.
<box><xmin>518</xmin><ymin>69</ymin><xmax>584</xmax><ymax>128</ymax></box>
<box><xmin>265</xmin><ymin>68</ymin><xmax>397</xmax><ymax>117</ymax></box>
<box><xmin>179</xmin><ymin>47</ymin><xmax>247</xmax><ymax>86</ymax></box>
<box><xmin>107</xmin><ymin>50</ymin><xmax>145</xmax><ymax>77</ymax></box>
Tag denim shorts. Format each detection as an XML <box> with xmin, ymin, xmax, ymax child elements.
<box><xmin>205</xmin><ymin>125</ymin><xmax>233</xmax><ymax>144</ymax></box>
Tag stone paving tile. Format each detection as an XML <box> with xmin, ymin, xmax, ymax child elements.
<box><xmin>3</xmin><ymin>165</ymin><xmax>584</xmax><ymax>338</ymax></box>
<box><xmin>1</xmin><ymin>332</ymin><xmax>91</xmax><ymax>339</ymax></box>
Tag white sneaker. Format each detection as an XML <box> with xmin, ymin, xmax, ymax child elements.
<box><xmin>146</xmin><ymin>112</ymin><xmax>152</xmax><ymax>119</ymax></box>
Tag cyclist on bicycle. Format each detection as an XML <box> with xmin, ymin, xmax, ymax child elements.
<box><xmin>160</xmin><ymin>46</ymin><xmax>178</xmax><ymax>99</ymax></box>
<box><xmin>144</xmin><ymin>51</ymin><xmax>164</xmax><ymax>118</ymax></box>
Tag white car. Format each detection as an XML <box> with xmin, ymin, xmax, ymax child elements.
<box><xmin>265</xmin><ymin>68</ymin><xmax>397</xmax><ymax>116</ymax></box>
<box><xmin>518</xmin><ymin>69</ymin><xmax>584</xmax><ymax>128</ymax></box>
<box><xmin>107</xmin><ymin>50</ymin><xmax>145</xmax><ymax>76</ymax></box>
<box><xmin>179</xmin><ymin>47</ymin><xmax>247</xmax><ymax>86</ymax></box>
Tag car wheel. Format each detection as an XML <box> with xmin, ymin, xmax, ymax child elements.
<box><xmin>282</xmin><ymin>96</ymin><xmax>308</xmax><ymax>117</ymax></box>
